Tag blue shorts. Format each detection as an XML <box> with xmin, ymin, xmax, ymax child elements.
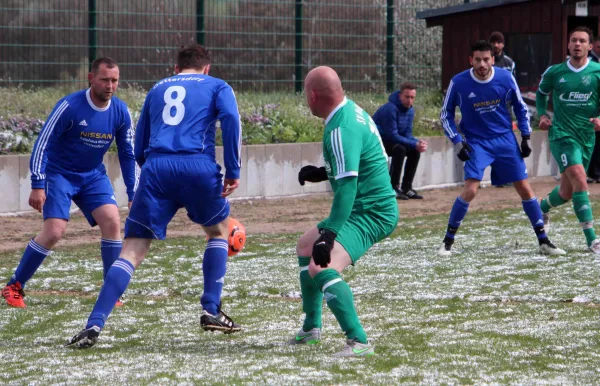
<box><xmin>43</xmin><ymin>167</ymin><xmax>117</xmax><ymax>227</ymax></box>
<box><xmin>464</xmin><ymin>132</ymin><xmax>528</xmax><ymax>186</ymax></box>
<box><xmin>125</xmin><ymin>154</ymin><xmax>230</xmax><ymax>240</ymax></box>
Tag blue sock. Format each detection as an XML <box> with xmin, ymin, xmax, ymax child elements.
<box><xmin>86</xmin><ymin>258</ymin><xmax>134</xmax><ymax>330</ymax></box>
<box><xmin>100</xmin><ymin>239</ymin><xmax>122</xmax><ymax>279</ymax></box>
<box><xmin>200</xmin><ymin>238</ymin><xmax>229</xmax><ymax>315</ymax></box>
<box><xmin>8</xmin><ymin>239</ymin><xmax>52</xmax><ymax>288</ymax></box>
<box><xmin>522</xmin><ymin>197</ymin><xmax>548</xmax><ymax>240</ymax></box>
<box><xmin>446</xmin><ymin>196</ymin><xmax>470</xmax><ymax>239</ymax></box>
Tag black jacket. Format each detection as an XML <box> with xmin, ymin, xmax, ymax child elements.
<box><xmin>494</xmin><ymin>52</ymin><xmax>515</xmax><ymax>75</ymax></box>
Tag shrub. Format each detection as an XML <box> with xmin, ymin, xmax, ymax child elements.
<box><xmin>0</xmin><ymin>87</ymin><xmax>456</xmax><ymax>153</ymax></box>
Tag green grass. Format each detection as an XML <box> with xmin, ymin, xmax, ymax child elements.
<box><xmin>1</xmin><ymin>203</ymin><xmax>600</xmax><ymax>384</ymax></box>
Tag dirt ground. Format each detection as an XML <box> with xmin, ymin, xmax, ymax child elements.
<box><xmin>2</xmin><ymin>176</ymin><xmax>600</xmax><ymax>253</ymax></box>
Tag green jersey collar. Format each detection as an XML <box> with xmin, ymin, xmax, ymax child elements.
<box><xmin>567</xmin><ymin>57</ymin><xmax>590</xmax><ymax>73</ymax></box>
<box><xmin>325</xmin><ymin>97</ymin><xmax>348</xmax><ymax>125</ymax></box>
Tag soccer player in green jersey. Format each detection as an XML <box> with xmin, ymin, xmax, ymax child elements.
<box><xmin>289</xmin><ymin>66</ymin><xmax>399</xmax><ymax>357</ymax></box>
<box><xmin>537</xmin><ymin>26</ymin><xmax>600</xmax><ymax>254</ymax></box>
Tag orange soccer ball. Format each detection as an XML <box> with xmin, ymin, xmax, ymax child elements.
<box><xmin>227</xmin><ymin>217</ymin><xmax>246</xmax><ymax>256</ymax></box>
<box><xmin>205</xmin><ymin>217</ymin><xmax>246</xmax><ymax>256</ymax></box>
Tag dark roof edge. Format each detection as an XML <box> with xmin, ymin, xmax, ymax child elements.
<box><xmin>416</xmin><ymin>0</ymin><xmax>531</xmax><ymax>20</ymax></box>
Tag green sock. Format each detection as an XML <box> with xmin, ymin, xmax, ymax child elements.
<box><xmin>540</xmin><ymin>186</ymin><xmax>568</xmax><ymax>214</ymax></box>
<box><xmin>298</xmin><ymin>256</ymin><xmax>322</xmax><ymax>331</ymax></box>
<box><xmin>314</xmin><ymin>269</ymin><xmax>367</xmax><ymax>344</ymax></box>
<box><xmin>572</xmin><ymin>191</ymin><xmax>597</xmax><ymax>246</ymax></box>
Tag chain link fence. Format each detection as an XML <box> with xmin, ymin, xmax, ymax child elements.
<box><xmin>0</xmin><ymin>0</ymin><xmax>471</xmax><ymax>92</ymax></box>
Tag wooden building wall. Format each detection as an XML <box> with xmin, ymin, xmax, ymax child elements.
<box><xmin>434</xmin><ymin>0</ymin><xmax>564</xmax><ymax>90</ymax></box>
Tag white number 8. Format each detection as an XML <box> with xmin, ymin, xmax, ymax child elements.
<box><xmin>162</xmin><ymin>86</ymin><xmax>186</xmax><ymax>125</ymax></box>
<box><xmin>561</xmin><ymin>154</ymin><xmax>568</xmax><ymax>167</ymax></box>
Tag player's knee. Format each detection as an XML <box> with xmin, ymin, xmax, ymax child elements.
<box><xmin>204</xmin><ymin>220</ymin><xmax>228</xmax><ymax>240</ymax></box>
<box><xmin>559</xmin><ymin>189</ymin><xmax>573</xmax><ymax>201</ymax></box>
<box><xmin>100</xmin><ymin>216</ymin><xmax>121</xmax><ymax>236</ymax></box>
<box><xmin>296</xmin><ymin>239</ymin><xmax>312</xmax><ymax>257</ymax></box>
<box><xmin>107</xmin><ymin>218</ymin><xmax>121</xmax><ymax>235</ymax></box>
<box><xmin>462</xmin><ymin>188</ymin><xmax>477</xmax><ymax>202</ymax></box>
<box><xmin>308</xmin><ymin>263</ymin><xmax>322</xmax><ymax>278</ymax></box>
<box><xmin>42</xmin><ymin>224</ymin><xmax>66</xmax><ymax>246</ymax></box>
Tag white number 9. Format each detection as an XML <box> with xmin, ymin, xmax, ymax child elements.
<box><xmin>162</xmin><ymin>86</ymin><xmax>186</xmax><ymax>125</ymax></box>
<box><xmin>561</xmin><ymin>154</ymin><xmax>568</xmax><ymax>167</ymax></box>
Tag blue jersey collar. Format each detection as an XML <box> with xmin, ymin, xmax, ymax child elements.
<box><xmin>469</xmin><ymin>67</ymin><xmax>495</xmax><ymax>84</ymax></box>
<box><xmin>86</xmin><ymin>88</ymin><xmax>111</xmax><ymax>112</ymax></box>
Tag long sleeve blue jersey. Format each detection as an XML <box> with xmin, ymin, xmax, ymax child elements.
<box><xmin>440</xmin><ymin>67</ymin><xmax>531</xmax><ymax>145</ymax></box>
<box><xmin>30</xmin><ymin>89</ymin><xmax>137</xmax><ymax>201</ymax></box>
<box><xmin>135</xmin><ymin>73</ymin><xmax>242</xmax><ymax>179</ymax></box>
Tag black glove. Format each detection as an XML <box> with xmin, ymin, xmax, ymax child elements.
<box><xmin>457</xmin><ymin>141</ymin><xmax>473</xmax><ymax>162</ymax></box>
<box><xmin>298</xmin><ymin>165</ymin><xmax>328</xmax><ymax>186</ymax></box>
<box><xmin>312</xmin><ymin>229</ymin><xmax>337</xmax><ymax>268</ymax></box>
<box><xmin>520</xmin><ymin>135</ymin><xmax>531</xmax><ymax>158</ymax></box>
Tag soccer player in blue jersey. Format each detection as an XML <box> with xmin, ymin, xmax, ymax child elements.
<box><xmin>67</xmin><ymin>44</ymin><xmax>242</xmax><ymax>348</ymax></box>
<box><xmin>437</xmin><ymin>40</ymin><xmax>565</xmax><ymax>257</ymax></box>
<box><xmin>2</xmin><ymin>57</ymin><xmax>136</xmax><ymax>308</ymax></box>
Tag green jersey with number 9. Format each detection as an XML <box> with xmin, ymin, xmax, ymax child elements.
<box><xmin>537</xmin><ymin>60</ymin><xmax>600</xmax><ymax>146</ymax></box>
<box><xmin>322</xmin><ymin>98</ymin><xmax>396</xmax><ymax>213</ymax></box>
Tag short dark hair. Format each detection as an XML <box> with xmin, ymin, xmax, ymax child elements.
<box><xmin>91</xmin><ymin>57</ymin><xmax>118</xmax><ymax>73</ymax></box>
<box><xmin>177</xmin><ymin>44</ymin><xmax>211</xmax><ymax>71</ymax></box>
<box><xmin>489</xmin><ymin>31</ymin><xmax>505</xmax><ymax>44</ymax></box>
<box><xmin>569</xmin><ymin>26</ymin><xmax>594</xmax><ymax>42</ymax></box>
<box><xmin>471</xmin><ymin>40</ymin><xmax>493</xmax><ymax>54</ymax></box>
<box><xmin>594</xmin><ymin>35</ymin><xmax>600</xmax><ymax>43</ymax></box>
<box><xmin>399</xmin><ymin>82</ymin><xmax>417</xmax><ymax>93</ymax></box>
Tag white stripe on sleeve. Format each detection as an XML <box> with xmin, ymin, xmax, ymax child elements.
<box><xmin>32</xmin><ymin>101</ymin><xmax>69</xmax><ymax>180</ymax></box>
<box><xmin>440</xmin><ymin>80</ymin><xmax>457</xmax><ymax>139</ymax></box>
<box><xmin>330</xmin><ymin>128</ymin><xmax>343</xmax><ymax>175</ymax></box>
<box><xmin>537</xmin><ymin>65</ymin><xmax>553</xmax><ymax>95</ymax></box>
<box><xmin>510</xmin><ymin>74</ymin><xmax>531</xmax><ymax>133</ymax></box>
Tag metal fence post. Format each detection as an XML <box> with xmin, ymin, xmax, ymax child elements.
<box><xmin>88</xmin><ymin>0</ymin><xmax>97</xmax><ymax>71</ymax></box>
<box><xmin>196</xmin><ymin>0</ymin><xmax>205</xmax><ymax>45</ymax></box>
<box><xmin>295</xmin><ymin>0</ymin><xmax>303</xmax><ymax>93</ymax></box>
<box><xmin>386</xmin><ymin>0</ymin><xmax>394</xmax><ymax>92</ymax></box>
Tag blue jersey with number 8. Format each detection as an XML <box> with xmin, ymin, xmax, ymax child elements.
<box><xmin>135</xmin><ymin>73</ymin><xmax>242</xmax><ymax>179</ymax></box>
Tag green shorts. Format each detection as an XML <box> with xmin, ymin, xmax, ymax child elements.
<box><xmin>550</xmin><ymin>136</ymin><xmax>594</xmax><ymax>173</ymax></box>
<box><xmin>318</xmin><ymin>197</ymin><xmax>399</xmax><ymax>264</ymax></box>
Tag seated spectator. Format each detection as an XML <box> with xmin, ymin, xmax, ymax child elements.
<box><xmin>373</xmin><ymin>82</ymin><xmax>428</xmax><ymax>200</ymax></box>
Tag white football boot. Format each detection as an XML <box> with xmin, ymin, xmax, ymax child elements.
<box><xmin>539</xmin><ymin>240</ymin><xmax>566</xmax><ymax>255</ymax></box>
<box><xmin>332</xmin><ymin>338</ymin><xmax>374</xmax><ymax>357</ymax></box>
<box><xmin>589</xmin><ymin>239</ymin><xmax>600</xmax><ymax>254</ymax></box>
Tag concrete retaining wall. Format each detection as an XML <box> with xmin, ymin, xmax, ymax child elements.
<box><xmin>0</xmin><ymin>131</ymin><xmax>557</xmax><ymax>213</ymax></box>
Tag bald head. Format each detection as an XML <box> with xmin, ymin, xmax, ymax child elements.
<box><xmin>305</xmin><ymin>66</ymin><xmax>343</xmax><ymax>95</ymax></box>
<box><xmin>304</xmin><ymin>66</ymin><xmax>345</xmax><ymax>119</ymax></box>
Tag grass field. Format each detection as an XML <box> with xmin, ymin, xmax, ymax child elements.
<box><xmin>1</xmin><ymin>203</ymin><xmax>600</xmax><ymax>385</ymax></box>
